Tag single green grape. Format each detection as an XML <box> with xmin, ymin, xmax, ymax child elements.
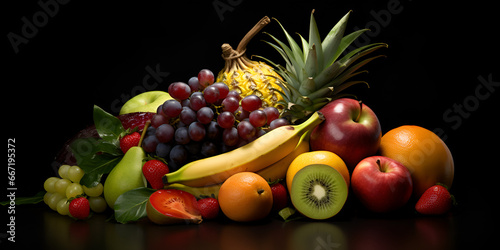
<box><xmin>54</xmin><ymin>178</ymin><xmax>72</xmax><ymax>195</ymax></box>
<box><xmin>56</xmin><ymin>198</ymin><xmax>70</xmax><ymax>215</ymax></box>
<box><xmin>44</xmin><ymin>192</ymin><xmax>53</xmax><ymax>205</ymax></box>
<box><xmin>66</xmin><ymin>183</ymin><xmax>84</xmax><ymax>199</ymax></box>
<box><xmin>44</xmin><ymin>177</ymin><xmax>60</xmax><ymax>193</ymax></box>
<box><xmin>47</xmin><ymin>192</ymin><xmax>65</xmax><ymax>211</ymax></box>
<box><xmin>83</xmin><ymin>183</ymin><xmax>103</xmax><ymax>197</ymax></box>
<box><xmin>58</xmin><ymin>165</ymin><xmax>71</xmax><ymax>179</ymax></box>
<box><xmin>68</xmin><ymin>166</ymin><xmax>85</xmax><ymax>183</ymax></box>
<box><xmin>89</xmin><ymin>196</ymin><xmax>107</xmax><ymax>213</ymax></box>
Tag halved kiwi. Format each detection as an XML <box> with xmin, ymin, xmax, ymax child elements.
<box><xmin>290</xmin><ymin>164</ymin><xmax>348</xmax><ymax>220</ymax></box>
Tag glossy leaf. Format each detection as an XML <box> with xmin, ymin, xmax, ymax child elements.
<box><xmin>114</xmin><ymin>187</ymin><xmax>155</xmax><ymax>224</ymax></box>
<box><xmin>93</xmin><ymin>105</ymin><xmax>125</xmax><ymax>147</ymax></box>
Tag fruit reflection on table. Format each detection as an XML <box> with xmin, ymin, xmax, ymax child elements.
<box><xmin>41</xmin><ymin>209</ymin><xmax>457</xmax><ymax>250</ymax></box>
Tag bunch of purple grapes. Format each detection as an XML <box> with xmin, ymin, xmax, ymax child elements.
<box><xmin>141</xmin><ymin>69</ymin><xmax>289</xmax><ymax>171</ymax></box>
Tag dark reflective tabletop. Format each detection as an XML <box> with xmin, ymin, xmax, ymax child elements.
<box><xmin>4</xmin><ymin>200</ymin><xmax>493</xmax><ymax>250</ymax></box>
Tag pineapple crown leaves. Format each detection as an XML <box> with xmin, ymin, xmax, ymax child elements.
<box><xmin>257</xmin><ymin>10</ymin><xmax>388</xmax><ymax>122</ymax></box>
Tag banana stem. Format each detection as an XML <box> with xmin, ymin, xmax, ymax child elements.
<box><xmin>294</xmin><ymin>111</ymin><xmax>325</xmax><ymax>132</ymax></box>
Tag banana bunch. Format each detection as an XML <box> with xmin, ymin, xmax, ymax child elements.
<box><xmin>165</xmin><ymin>130</ymin><xmax>312</xmax><ymax>199</ymax></box>
<box><xmin>163</xmin><ymin>112</ymin><xmax>324</xmax><ymax>193</ymax></box>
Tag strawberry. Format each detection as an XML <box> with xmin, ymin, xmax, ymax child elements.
<box><xmin>270</xmin><ymin>182</ymin><xmax>288</xmax><ymax>211</ymax></box>
<box><xmin>142</xmin><ymin>159</ymin><xmax>169</xmax><ymax>189</ymax></box>
<box><xmin>69</xmin><ymin>197</ymin><xmax>90</xmax><ymax>220</ymax></box>
<box><xmin>197</xmin><ymin>197</ymin><xmax>219</xmax><ymax>219</ymax></box>
<box><xmin>415</xmin><ymin>184</ymin><xmax>455</xmax><ymax>215</ymax></box>
<box><xmin>120</xmin><ymin>132</ymin><xmax>141</xmax><ymax>154</ymax></box>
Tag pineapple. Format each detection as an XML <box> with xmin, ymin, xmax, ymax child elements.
<box><xmin>217</xmin><ymin>16</ymin><xmax>284</xmax><ymax>109</ymax></box>
<box><xmin>259</xmin><ymin>10</ymin><xmax>388</xmax><ymax>123</ymax></box>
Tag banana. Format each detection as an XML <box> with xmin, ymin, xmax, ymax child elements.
<box><xmin>164</xmin><ymin>130</ymin><xmax>312</xmax><ymax>199</ymax></box>
<box><xmin>164</xmin><ymin>183</ymin><xmax>222</xmax><ymax>199</ymax></box>
<box><xmin>163</xmin><ymin>112</ymin><xmax>324</xmax><ymax>187</ymax></box>
<box><xmin>256</xmin><ymin>130</ymin><xmax>311</xmax><ymax>182</ymax></box>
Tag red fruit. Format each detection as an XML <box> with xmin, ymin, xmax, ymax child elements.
<box><xmin>415</xmin><ymin>184</ymin><xmax>454</xmax><ymax>215</ymax></box>
<box><xmin>120</xmin><ymin>132</ymin><xmax>141</xmax><ymax>154</ymax></box>
<box><xmin>69</xmin><ymin>197</ymin><xmax>90</xmax><ymax>220</ymax></box>
<box><xmin>197</xmin><ymin>197</ymin><xmax>220</xmax><ymax>219</ymax></box>
<box><xmin>241</xmin><ymin>95</ymin><xmax>262</xmax><ymax>112</ymax></box>
<box><xmin>168</xmin><ymin>82</ymin><xmax>191</xmax><ymax>100</ymax></box>
<box><xmin>146</xmin><ymin>189</ymin><xmax>202</xmax><ymax>225</ymax></box>
<box><xmin>310</xmin><ymin>98</ymin><xmax>381</xmax><ymax>171</ymax></box>
<box><xmin>198</xmin><ymin>69</ymin><xmax>215</xmax><ymax>88</ymax></box>
<box><xmin>270</xmin><ymin>182</ymin><xmax>288</xmax><ymax>211</ymax></box>
<box><xmin>118</xmin><ymin>112</ymin><xmax>155</xmax><ymax>132</ymax></box>
<box><xmin>142</xmin><ymin>159</ymin><xmax>169</xmax><ymax>189</ymax></box>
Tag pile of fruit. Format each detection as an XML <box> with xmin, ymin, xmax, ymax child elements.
<box><xmin>141</xmin><ymin>72</ymin><xmax>288</xmax><ymax>171</ymax></box>
<box><xmin>32</xmin><ymin>10</ymin><xmax>455</xmax><ymax>223</ymax></box>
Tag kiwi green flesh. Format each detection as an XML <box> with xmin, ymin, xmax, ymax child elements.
<box><xmin>290</xmin><ymin>164</ymin><xmax>348</xmax><ymax>220</ymax></box>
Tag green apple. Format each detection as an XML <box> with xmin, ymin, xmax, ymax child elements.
<box><xmin>119</xmin><ymin>91</ymin><xmax>172</xmax><ymax>115</ymax></box>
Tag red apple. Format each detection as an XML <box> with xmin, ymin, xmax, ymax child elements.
<box><xmin>310</xmin><ymin>98</ymin><xmax>382</xmax><ymax>171</ymax></box>
<box><xmin>351</xmin><ymin>156</ymin><xmax>413</xmax><ymax>213</ymax></box>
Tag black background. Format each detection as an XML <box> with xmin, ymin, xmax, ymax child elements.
<box><xmin>3</xmin><ymin>0</ymin><xmax>499</xmax><ymax>249</ymax></box>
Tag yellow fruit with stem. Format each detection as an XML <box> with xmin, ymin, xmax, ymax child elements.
<box><xmin>217</xmin><ymin>16</ymin><xmax>284</xmax><ymax>109</ymax></box>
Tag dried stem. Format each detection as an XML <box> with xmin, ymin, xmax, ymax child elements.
<box><xmin>236</xmin><ymin>16</ymin><xmax>271</xmax><ymax>53</ymax></box>
<box><xmin>221</xmin><ymin>16</ymin><xmax>271</xmax><ymax>63</ymax></box>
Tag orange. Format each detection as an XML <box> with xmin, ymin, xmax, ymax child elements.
<box><xmin>218</xmin><ymin>172</ymin><xmax>273</xmax><ymax>222</ymax></box>
<box><xmin>286</xmin><ymin>151</ymin><xmax>350</xmax><ymax>193</ymax></box>
<box><xmin>379</xmin><ymin>125</ymin><xmax>454</xmax><ymax>197</ymax></box>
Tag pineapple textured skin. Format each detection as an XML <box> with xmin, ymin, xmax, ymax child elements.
<box><xmin>217</xmin><ymin>61</ymin><xmax>283</xmax><ymax>108</ymax></box>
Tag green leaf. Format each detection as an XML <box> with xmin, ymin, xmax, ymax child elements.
<box><xmin>93</xmin><ymin>105</ymin><xmax>125</xmax><ymax>147</ymax></box>
<box><xmin>70</xmin><ymin>137</ymin><xmax>124</xmax><ymax>187</ymax></box>
<box><xmin>79</xmin><ymin>154</ymin><xmax>122</xmax><ymax>187</ymax></box>
<box><xmin>71</xmin><ymin>138</ymin><xmax>122</xmax><ymax>162</ymax></box>
<box><xmin>333</xmin><ymin>54</ymin><xmax>386</xmax><ymax>87</ymax></box>
<box><xmin>304</xmin><ymin>44</ymin><xmax>318</xmax><ymax>78</ymax></box>
<box><xmin>322</xmin><ymin>11</ymin><xmax>351</xmax><ymax>66</ymax></box>
<box><xmin>70</xmin><ymin>137</ymin><xmax>99</xmax><ymax>163</ymax></box>
<box><xmin>298</xmin><ymin>34</ymin><xmax>309</xmax><ymax>60</ymax></box>
<box><xmin>339</xmin><ymin>43</ymin><xmax>387</xmax><ymax>65</ymax></box>
<box><xmin>0</xmin><ymin>191</ymin><xmax>45</xmax><ymax>206</ymax></box>
<box><xmin>308</xmin><ymin>86</ymin><xmax>333</xmax><ymax>101</ymax></box>
<box><xmin>314</xmin><ymin>61</ymin><xmax>345</xmax><ymax>89</ymax></box>
<box><xmin>331</xmin><ymin>29</ymin><xmax>370</xmax><ymax>63</ymax></box>
<box><xmin>308</xmin><ymin>10</ymin><xmax>324</xmax><ymax>70</ymax></box>
<box><xmin>331</xmin><ymin>81</ymin><xmax>370</xmax><ymax>96</ymax></box>
<box><xmin>114</xmin><ymin>187</ymin><xmax>155</xmax><ymax>224</ymax></box>
<box><xmin>273</xmin><ymin>18</ymin><xmax>305</xmax><ymax>65</ymax></box>
<box><xmin>264</xmin><ymin>32</ymin><xmax>303</xmax><ymax>80</ymax></box>
<box><xmin>266</xmin><ymin>19</ymin><xmax>306</xmax><ymax>81</ymax></box>
<box><xmin>298</xmin><ymin>77</ymin><xmax>316</xmax><ymax>96</ymax></box>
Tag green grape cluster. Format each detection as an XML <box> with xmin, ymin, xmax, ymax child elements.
<box><xmin>43</xmin><ymin>165</ymin><xmax>107</xmax><ymax>216</ymax></box>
